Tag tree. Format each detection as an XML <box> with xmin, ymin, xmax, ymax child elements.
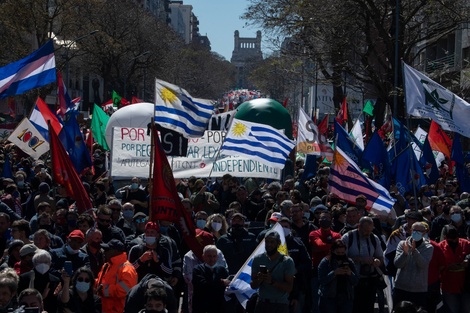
<box><xmin>243</xmin><ymin>0</ymin><xmax>470</xmax><ymax>123</ymax></box>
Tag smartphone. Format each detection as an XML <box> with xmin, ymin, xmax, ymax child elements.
<box><xmin>24</xmin><ymin>308</ymin><xmax>40</xmax><ymax>313</ymax></box>
<box><xmin>64</xmin><ymin>261</ymin><xmax>73</xmax><ymax>276</ymax></box>
<box><xmin>259</xmin><ymin>265</ymin><xmax>267</xmax><ymax>274</ymax></box>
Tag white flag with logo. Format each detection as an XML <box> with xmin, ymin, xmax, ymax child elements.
<box><xmin>404</xmin><ymin>62</ymin><xmax>470</xmax><ymax>136</ymax></box>
<box><xmin>7</xmin><ymin>118</ymin><xmax>49</xmax><ymax>159</ymax></box>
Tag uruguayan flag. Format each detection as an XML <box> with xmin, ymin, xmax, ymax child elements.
<box><xmin>221</xmin><ymin>118</ymin><xmax>295</xmax><ymax>169</ymax></box>
<box><xmin>225</xmin><ymin>223</ymin><xmax>287</xmax><ymax>308</ymax></box>
<box><xmin>154</xmin><ymin>79</ymin><xmax>214</xmax><ymax>138</ymax></box>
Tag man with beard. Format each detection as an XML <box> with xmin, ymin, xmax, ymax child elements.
<box><xmin>96</xmin><ymin>206</ymin><xmax>126</xmax><ymax>243</ymax></box>
<box><xmin>216</xmin><ymin>213</ymin><xmax>257</xmax><ymax>275</ymax></box>
<box><xmin>250</xmin><ymin>230</ymin><xmax>295</xmax><ymax>313</ymax></box>
<box><xmin>342</xmin><ymin>217</ymin><xmax>384</xmax><ymax>313</ymax></box>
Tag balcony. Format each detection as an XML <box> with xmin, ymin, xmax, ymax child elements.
<box><xmin>425</xmin><ymin>54</ymin><xmax>455</xmax><ymax>73</ymax></box>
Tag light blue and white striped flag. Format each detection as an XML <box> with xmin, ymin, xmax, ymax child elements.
<box><xmin>154</xmin><ymin>78</ymin><xmax>214</xmax><ymax>138</ymax></box>
<box><xmin>225</xmin><ymin>223</ymin><xmax>287</xmax><ymax>308</ymax></box>
<box><xmin>220</xmin><ymin>118</ymin><xmax>295</xmax><ymax>169</ymax></box>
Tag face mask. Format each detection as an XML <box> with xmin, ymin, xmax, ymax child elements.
<box><xmin>12</xmin><ymin>191</ymin><xmax>20</xmax><ymax>198</ymax></box>
<box><xmin>66</xmin><ymin>244</ymin><xmax>80</xmax><ymax>255</ymax></box>
<box><xmin>196</xmin><ymin>220</ymin><xmax>206</xmax><ymax>229</ymax></box>
<box><xmin>75</xmin><ymin>281</ymin><xmax>90</xmax><ymax>293</ymax></box>
<box><xmin>131</xmin><ymin>183</ymin><xmax>139</xmax><ymax>190</ymax></box>
<box><xmin>304</xmin><ymin>212</ymin><xmax>311</xmax><ymax>220</ymax></box>
<box><xmin>211</xmin><ymin>222</ymin><xmax>222</xmax><ymax>232</ymax></box>
<box><xmin>231</xmin><ymin>224</ymin><xmax>244</xmax><ymax>232</ymax></box>
<box><xmin>319</xmin><ymin>220</ymin><xmax>332</xmax><ymax>229</ymax></box>
<box><xmin>443</xmin><ymin>207</ymin><xmax>451</xmax><ymax>215</ymax></box>
<box><xmin>451</xmin><ymin>214</ymin><xmax>462</xmax><ymax>223</ymax></box>
<box><xmin>411</xmin><ymin>231</ymin><xmax>423</xmax><ymax>242</ymax></box>
<box><xmin>123</xmin><ymin>210</ymin><xmax>134</xmax><ymax>219</ymax></box>
<box><xmin>282</xmin><ymin>227</ymin><xmax>291</xmax><ymax>237</ymax></box>
<box><xmin>89</xmin><ymin>241</ymin><xmax>101</xmax><ymax>250</ymax></box>
<box><xmin>206</xmin><ymin>263</ymin><xmax>218</xmax><ymax>269</ymax></box>
<box><xmin>17</xmin><ymin>181</ymin><xmax>24</xmax><ymax>188</ymax></box>
<box><xmin>159</xmin><ymin>225</ymin><xmax>169</xmax><ymax>234</ymax></box>
<box><xmin>145</xmin><ymin>236</ymin><xmax>156</xmax><ymax>245</ymax></box>
<box><xmin>35</xmin><ymin>263</ymin><xmax>50</xmax><ymax>274</ymax></box>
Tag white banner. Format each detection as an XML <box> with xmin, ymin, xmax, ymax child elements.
<box><xmin>296</xmin><ymin>108</ymin><xmax>333</xmax><ymax>156</ymax></box>
<box><xmin>404</xmin><ymin>62</ymin><xmax>470</xmax><ymax>136</ymax></box>
<box><xmin>7</xmin><ymin>118</ymin><xmax>49</xmax><ymax>159</ymax></box>
<box><xmin>110</xmin><ymin>127</ymin><xmax>281</xmax><ymax>179</ymax></box>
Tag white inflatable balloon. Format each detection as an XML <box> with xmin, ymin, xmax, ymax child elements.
<box><xmin>105</xmin><ymin>102</ymin><xmax>154</xmax><ymax>146</ymax></box>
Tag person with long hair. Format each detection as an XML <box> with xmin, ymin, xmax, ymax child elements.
<box><xmin>205</xmin><ymin>214</ymin><xmax>228</xmax><ymax>241</ymax></box>
<box><xmin>317</xmin><ymin>239</ymin><xmax>359</xmax><ymax>313</ymax></box>
<box><xmin>58</xmin><ymin>266</ymin><xmax>101</xmax><ymax>313</ymax></box>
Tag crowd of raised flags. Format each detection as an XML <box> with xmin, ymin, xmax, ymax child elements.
<box><xmin>3</xmin><ymin>41</ymin><xmax>470</xmax><ymax>309</ymax></box>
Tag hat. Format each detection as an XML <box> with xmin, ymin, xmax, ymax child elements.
<box><xmin>313</xmin><ymin>204</ymin><xmax>328</xmax><ymax>213</ymax></box>
<box><xmin>68</xmin><ymin>229</ymin><xmax>85</xmax><ymax>241</ymax></box>
<box><xmin>133</xmin><ymin>212</ymin><xmax>147</xmax><ymax>220</ymax></box>
<box><xmin>8</xmin><ymin>240</ymin><xmax>24</xmax><ymax>254</ymax></box>
<box><xmin>20</xmin><ymin>244</ymin><xmax>37</xmax><ymax>257</ymax></box>
<box><xmin>231</xmin><ymin>213</ymin><xmax>246</xmax><ymax>221</ymax></box>
<box><xmin>195</xmin><ymin>229</ymin><xmax>215</xmax><ymax>247</ymax></box>
<box><xmin>145</xmin><ymin>221</ymin><xmax>160</xmax><ymax>232</ymax></box>
<box><xmin>38</xmin><ymin>182</ymin><xmax>50</xmax><ymax>194</ymax></box>
<box><xmin>56</xmin><ymin>199</ymin><xmax>69</xmax><ymax>209</ymax></box>
<box><xmin>445</xmin><ymin>180</ymin><xmax>454</xmax><ymax>186</ymax></box>
<box><xmin>34</xmin><ymin>160</ymin><xmax>45</xmax><ymax>168</ymax></box>
<box><xmin>269</xmin><ymin>212</ymin><xmax>282</xmax><ymax>222</ymax></box>
<box><xmin>356</xmin><ymin>194</ymin><xmax>367</xmax><ymax>201</ymax></box>
<box><xmin>280</xmin><ymin>200</ymin><xmax>293</xmax><ymax>210</ymax></box>
<box><xmin>279</xmin><ymin>217</ymin><xmax>292</xmax><ymax>224</ymax></box>
<box><xmin>265</xmin><ymin>229</ymin><xmax>281</xmax><ymax>241</ymax></box>
<box><xmin>310</xmin><ymin>196</ymin><xmax>322</xmax><ymax>207</ymax></box>
<box><xmin>100</xmin><ymin>239</ymin><xmax>125</xmax><ymax>252</ymax></box>
<box><xmin>147</xmin><ymin>278</ymin><xmax>165</xmax><ymax>289</ymax></box>
<box><xmin>2</xmin><ymin>178</ymin><xmax>14</xmax><ymax>184</ymax></box>
<box><xmin>405</xmin><ymin>211</ymin><xmax>423</xmax><ymax>221</ymax></box>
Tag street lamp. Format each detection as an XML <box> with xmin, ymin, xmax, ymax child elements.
<box><xmin>64</xmin><ymin>30</ymin><xmax>100</xmax><ymax>90</ymax></box>
<box><xmin>124</xmin><ymin>51</ymin><xmax>150</xmax><ymax>99</ymax></box>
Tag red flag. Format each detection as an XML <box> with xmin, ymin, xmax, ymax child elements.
<box><xmin>7</xmin><ymin>97</ymin><xmax>15</xmax><ymax>118</ymax></box>
<box><xmin>378</xmin><ymin>105</ymin><xmax>393</xmax><ymax>140</ymax></box>
<box><xmin>317</xmin><ymin>114</ymin><xmax>329</xmax><ymax>136</ymax></box>
<box><xmin>151</xmin><ymin>128</ymin><xmax>202</xmax><ymax>260</ymax></box>
<box><xmin>336</xmin><ymin>97</ymin><xmax>347</xmax><ymax>125</ymax></box>
<box><xmin>49</xmin><ymin>124</ymin><xmax>92</xmax><ymax>214</ymax></box>
<box><xmin>428</xmin><ymin>120</ymin><xmax>452</xmax><ymax>159</ymax></box>
<box><xmin>282</xmin><ymin>98</ymin><xmax>288</xmax><ymax>108</ymax></box>
<box><xmin>131</xmin><ymin>96</ymin><xmax>144</xmax><ymax>104</ymax></box>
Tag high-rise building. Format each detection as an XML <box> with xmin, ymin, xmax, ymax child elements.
<box><xmin>231</xmin><ymin>30</ymin><xmax>263</xmax><ymax>88</ymax></box>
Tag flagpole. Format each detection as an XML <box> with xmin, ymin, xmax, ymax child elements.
<box><xmin>148</xmin><ymin>119</ymin><xmax>155</xmax><ymax>221</ymax></box>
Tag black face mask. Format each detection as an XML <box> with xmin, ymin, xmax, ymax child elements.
<box><xmin>447</xmin><ymin>240</ymin><xmax>459</xmax><ymax>249</ymax></box>
<box><xmin>320</xmin><ymin>220</ymin><xmax>332</xmax><ymax>229</ymax></box>
<box><xmin>39</xmin><ymin>225</ymin><xmax>54</xmax><ymax>233</ymax></box>
<box><xmin>97</xmin><ymin>223</ymin><xmax>109</xmax><ymax>231</ymax></box>
<box><xmin>332</xmin><ymin>254</ymin><xmax>348</xmax><ymax>261</ymax></box>
<box><xmin>443</xmin><ymin>207</ymin><xmax>451</xmax><ymax>215</ymax></box>
<box><xmin>231</xmin><ymin>224</ymin><xmax>244</xmax><ymax>235</ymax></box>
<box><xmin>89</xmin><ymin>241</ymin><xmax>101</xmax><ymax>250</ymax></box>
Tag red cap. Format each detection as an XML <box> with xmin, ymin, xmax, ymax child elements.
<box><xmin>145</xmin><ymin>221</ymin><xmax>160</xmax><ymax>232</ymax></box>
<box><xmin>68</xmin><ymin>229</ymin><xmax>85</xmax><ymax>241</ymax></box>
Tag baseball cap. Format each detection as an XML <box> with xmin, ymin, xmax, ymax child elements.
<box><xmin>405</xmin><ymin>211</ymin><xmax>423</xmax><ymax>221</ymax></box>
<box><xmin>269</xmin><ymin>212</ymin><xmax>282</xmax><ymax>222</ymax></box>
<box><xmin>145</xmin><ymin>222</ymin><xmax>160</xmax><ymax>232</ymax></box>
<box><xmin>231</xmin><ymin>213</ymin><xmax>246</xmax><ymax>221</ymax></box>
<box><xmin>100</xmin><ymin>239</ymin><xmax>125</xmax><ymax>252</ymax></box>
<box><xmin>356</xmin><ymin>194</ymin><xmax>367</xmax><ymax>201</ymax></box>
<box><xmin>313</xmin><ymin>204</ymin><xmax>328</xmax><ymax>213</ymax></box>
<box><xmin>20</xmin><ymin>244</ymin><xmax>37</xmax><ymax>257</ymax></box>
<box><xmin>68</xmin><ymin>229</ymin><xmax>85</xmax><ymax>241</ymax></box>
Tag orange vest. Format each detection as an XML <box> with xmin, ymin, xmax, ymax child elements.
<box><xmin>95</xmin><ymin>252</ymin><xmax>138</xmax><ymax>313</ymax></box>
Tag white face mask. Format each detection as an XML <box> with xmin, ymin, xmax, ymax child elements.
<box><xmin>211</xmin><ymin>222</ymin><xmax>223</xmax><ymax>232</ymax></box>
<box><xmin>282</xmin><ymin>227</ymin><xmax>291</xmax><ymax>237</ymax></box>
<box><xmin>145</xmin><ymin>236</ymin><xmax>156</xmax><ymax>245</ymax></box>
<box><xmin>35</xmin><ymin>263</ymin><xmax>50</xmax><ymax>274</ymax></box>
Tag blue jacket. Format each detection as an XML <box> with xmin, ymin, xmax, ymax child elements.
<box><xmin>318</xmin><ymin>256</ymin><xmax>359</xmax><ymax>299</ymax></box>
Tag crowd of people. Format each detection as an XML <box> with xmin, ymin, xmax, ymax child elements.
<box><xmin>0</xmin><ymin>143</ymin><xmax>468</xmax><ymax>313</ymax></box>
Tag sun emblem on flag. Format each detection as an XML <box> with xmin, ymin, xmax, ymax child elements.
<box><xmin>333</xmin><ymin>150</ymin><xmax>346</xmax><ymax>166</ymax></box>
<box><xmin>160</xmin><ymin>87</ymin><xmax>177</xmax><ymax>103</ymax></box>
<box><xmin>231</xmin><ymin>121</ymin><xmax>247</xmax><ymax>136</ymax></box>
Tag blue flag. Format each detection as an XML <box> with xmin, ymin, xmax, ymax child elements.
<box><xmin>59</xmin><ymin>110</ymin><xmax>92</xmax><ymax>174</ymax></box>
<box><xmin>362</xmin><ymin>131</ymin><xmax>391</xmax><ymax>189</ymax></box>
<box><xmin>334</xmin><ymin>120</ymin><xmax>372</xmax><ymax>173</ymax></box>
<box><xmin>392</xmin><ymin>145</ymin><xmax>426</xmax><ymax>195</ymax></box>
<box><xmin>2</xmin><ymin>153</ymin><xmax>14</xmax><ymax>179</ymax></box>
<box><xmin>452</xmin><ymin>133</ymin><xmax>470</xmax><ymax>192</ymax></box>
<box><xmin>0</xmin><ymin>40</ymin><xmax>56</xmax><ymax>99</ymax></box>
<box><xmin>300</xmin><ymin>155</ymin><xmax>318</xmax><ymax>182</ymax></box>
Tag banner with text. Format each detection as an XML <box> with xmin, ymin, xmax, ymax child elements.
<box><xmin>110</xmin><ymin>127</ymin><xmax>281</xmax><ymax>180</ymax></box>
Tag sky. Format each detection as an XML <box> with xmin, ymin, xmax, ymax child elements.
<box><xmin>183</xmin><ymin>0</ymin><xmax>261</xmax><ymax>61</ymax></box>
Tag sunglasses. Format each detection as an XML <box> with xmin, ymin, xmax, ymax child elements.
<box><xmin>99</xmin><ymin>218</ymin><xmax>111</xmax><ymax>223</ymax></box>
<box><xmin>77</xmin><ymin>277</ymin><xmax>90</xmax><ymax>283</ymax></box>
<box><xmin>135</xmin><ymin>218</ymin><xmax>146</xmax><ymax>223</ymax></box>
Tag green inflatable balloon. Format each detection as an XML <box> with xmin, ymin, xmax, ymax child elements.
<box><xmin>234</xmin><ymin>98</ymin><xmax>293</xmax><ymax>139</ymax></box>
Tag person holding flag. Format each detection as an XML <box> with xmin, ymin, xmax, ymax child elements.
<box><xmin>250</xmin><ymin>229</ymin><xmax>295</xmax><ymax>313</ymax></box>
